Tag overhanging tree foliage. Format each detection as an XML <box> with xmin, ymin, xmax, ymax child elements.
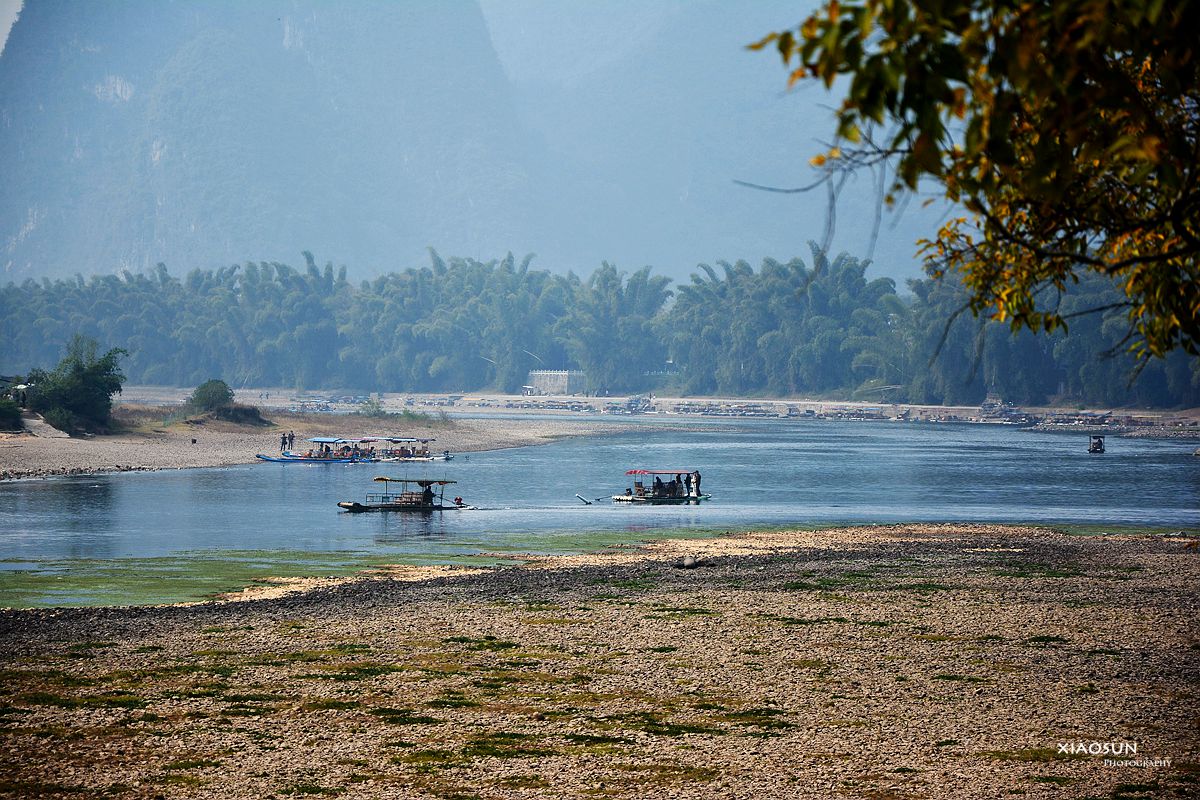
<box><xmin>752</xmin><ymin>0</ymin><xmax>1200</xmax><ymax>361</ymax></box>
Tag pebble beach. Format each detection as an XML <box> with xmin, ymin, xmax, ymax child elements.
<box><xmin>0</xmin><ymin>524</ymin><xmax>1196</xmax><ymax>798</ymax></box>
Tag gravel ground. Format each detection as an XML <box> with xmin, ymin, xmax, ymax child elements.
<box><xmin>1</xmin><ymin>524</ymin><xmax>1196</xmax><ymax>799</ymax></box>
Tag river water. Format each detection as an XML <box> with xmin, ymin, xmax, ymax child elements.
<box><xmin>1</xmin><ymin>418</ymin><xmax>1195</xmax><ymax>606</ymax></box>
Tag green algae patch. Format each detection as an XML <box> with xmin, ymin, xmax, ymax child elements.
<box><xmin>7</xmin><ymin>521</ymin><xmax>1176</xmax><ymax>609</ymax></box>
<box><xmin>0</xmin><ymin>525</ymin><xmax>738</xmax><ymax>609</ymax></box>
<box><xmin>0</xmin><ymin>550</ymin><xmax>397</xmax><ymax>609</ymax></box>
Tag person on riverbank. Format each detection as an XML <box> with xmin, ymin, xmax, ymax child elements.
<box><xmin>287</xmin><ymin>431</ymin><xmax>294</xmax><ymax>449</ymax></box>
<box><xmin>279</xmin><ymin>432</ymin><xmax>287</xmax><ymax>452</ymax></box>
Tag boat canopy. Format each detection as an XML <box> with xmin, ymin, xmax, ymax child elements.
<box><xmin>625</xmin><ymin>469</ymin><xmax>698</xmax><ymax>475</ymax></box>
<box><xmin>307</xmin><ymin>436</ymin><xmax>434</xmax><ymax>444</ymax></box>
<box><xmin>372</xmin><ymin>476</ymin><xmax>456</xmax><ymax>486</ymax></box>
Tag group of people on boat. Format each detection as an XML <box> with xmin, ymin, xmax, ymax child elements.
<box><xmin>261</xmin><ymin>434</ymin><xmax>453</xmax><ymax>463</ymax></box>
<box><xmin>274</xmin><ymin>434</ymin><xmax>378</xmax><ymax>460</ymax></box>
<box><xmin>631</xmin><ymin>470</ymin><xmax>702</xmax><ymax>499</ymax></box>
<box><xmin>300</xmin><ymin>443</ymin><xmax>377</xmax><ymax>460</ymax></box>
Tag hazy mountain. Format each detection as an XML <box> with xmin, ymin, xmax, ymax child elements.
<box><xmin>0</xmin><ymin>0</ymin><xmax>943</xmax><ymax>283</ymax></box>
<box><xmin>0</xmin><ymin>0</ymin><xmax>532</xmax><ymax>279</ymax></box>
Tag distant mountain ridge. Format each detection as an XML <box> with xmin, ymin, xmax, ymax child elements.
<box><xmin>1</xmin><ymin>1</ymin><xmax>942</xmax><ymax>284</ymax></box>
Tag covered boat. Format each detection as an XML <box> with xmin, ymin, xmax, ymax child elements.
<box><xmin>338</xmin><ymin>477</ymin><xmax>468</xmax><ymax>512</ymax></box>
<box><xmin>612</xmin><ymin>469</ymin><xmax>709</xmax><ymax>504</ymax></box>
<box><xmin>256</xmin><ymin>437</ymin><xmax>380</xmax><ymax>463</ymax></box>
<box><xmin>375</xmin><ymin>437</ymin><xmax>453</xmax><ymax>462</ymax></box>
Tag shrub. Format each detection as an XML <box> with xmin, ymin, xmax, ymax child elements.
<box><xmin>41</xmin><ymin>406</ymin><xmax>77</xmax><ymax>434</ymax></box>
<box><xmin>0</xmin><ymin>398</ymin><xmax>23</xmax><ymax>431</ymax></box>
<box><xmin>188</xmin><ymin>379</ymin><xmax>235</xmax><ymax>412</ymax></box>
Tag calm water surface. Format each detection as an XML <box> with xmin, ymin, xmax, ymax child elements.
<box><xmin>1</xmin><ymin>419</ymin><xmax>1196</xmax><ymax>605</ymax></box>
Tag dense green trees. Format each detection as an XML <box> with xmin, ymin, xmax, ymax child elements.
<box><xmin>0</xmin><ymin>252</ymin><xmax>1196</xmax><ymax>407</ymax></box>
<box><xmin>22</xmin><ymin>335</ymin><xmax>128</xmax><ymax>433</ymax></box>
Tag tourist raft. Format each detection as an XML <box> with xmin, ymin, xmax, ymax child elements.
<box><xmin>613</xmin><ymin>469</ymin><xmax>709</xmax><ymax>504</ymax></box>
<box><xmin>337</xmin><ymin>477</ymin><xmax>469</xmax><ymax>513</ymax></box>
<box><xmin>256</xmin><ymin>436</ymin><xmax>452</xmax><ymax>463</ymax></box>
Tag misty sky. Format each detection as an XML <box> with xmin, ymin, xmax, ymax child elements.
<box><xmin>478</xmin><ymin>0</ymin><xmax>950</xmax><ymax>282</ymax></box>
<box><xmin>0</xmin><ymin>0</ymin><xmax>19</xmax><ymax>54</ymax></box>
<box><xmin>0</xmin><ymin>1</ymin><xmax>950</xmax><ymax>285</ymax></box>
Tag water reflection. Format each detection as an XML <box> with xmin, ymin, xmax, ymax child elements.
<box><xmin>373</xmin><ymin>511</ymin><xmax>456</xmax><ymax>543</ymax></box>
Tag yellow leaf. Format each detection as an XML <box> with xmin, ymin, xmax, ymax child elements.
<box><xmin>746</xmin><ymin>32</ymin><xmax>779</xmax><ymax>51</ymax></box>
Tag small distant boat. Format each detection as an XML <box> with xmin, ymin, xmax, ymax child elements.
<box><xmin>338</xmin><ymin>476</ymin><xmax>469</xmax><ymax>513</ymax></box>
<box><xmin>1088</xmin><ymin>435</ymin><xmax>1106</xmax><ymax>454</ymax></box>
<box><xmin>612</xmin><ymin>469</ymin><xmax>709</xmax><ymax>504</ymax></box>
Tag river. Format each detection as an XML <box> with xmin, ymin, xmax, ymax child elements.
<box><xmin>1</xmin><ymin>418</ymin><xmax>1195</xmax><ymax>606</ymax></box>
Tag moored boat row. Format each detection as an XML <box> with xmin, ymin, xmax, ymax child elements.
<box><xmin>255</xmin><ymin>436</ymin><xmax>452</xmax><ymax>464</ymax></box>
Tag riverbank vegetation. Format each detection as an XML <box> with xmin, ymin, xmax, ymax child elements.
<box><xmin>18</xmin><ymin>335</ymin><xmax>127</xmax><ymax>434</ymax></box>
<box><xmin>2</xmin><ymin>249</ymin><xmax>1196</xmax><ymax>407</ymax></box>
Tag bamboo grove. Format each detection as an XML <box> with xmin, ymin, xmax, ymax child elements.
<box><xmin>2</xmin><ymin>247</ymin><xmax>1196</xmax><ymax>407</ymax></box>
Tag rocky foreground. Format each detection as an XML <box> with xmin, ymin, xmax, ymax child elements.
<box><xmin>0</xmin><ymin>524</ymin><xmax>1197</xmax><ymax>799</ymax></box>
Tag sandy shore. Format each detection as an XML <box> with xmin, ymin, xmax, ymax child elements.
<box><xmin>0</xmin><ymin>408</ymin><xmax>633</xmax><ymax>482</ymax></box>
<box><xmin>0</xmin><ymin>524</ymin><xmax>1195</xmax><ymax>798</ymax></box>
